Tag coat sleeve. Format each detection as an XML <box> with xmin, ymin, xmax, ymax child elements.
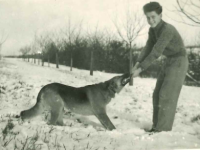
<box><xmin>138</xmin><ymin>25</ymin><xmax>174</xmax><ymax>70</ymax></box>
<box><xmin>137</xmin><ymin>29</ymin><xmax>154</xmax><ymax>63</ymax></box>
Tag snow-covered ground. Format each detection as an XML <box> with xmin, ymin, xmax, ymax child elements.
<box><xmin>0</xmin><ymin>58</ymin><xmax>200</xmax><ymax>150</ymax></box>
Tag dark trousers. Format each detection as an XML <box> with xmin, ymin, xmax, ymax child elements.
<box><xmin>152</xmin><ymin>55</ymin><xmax>188</xmax><ymax>131</ymax></box>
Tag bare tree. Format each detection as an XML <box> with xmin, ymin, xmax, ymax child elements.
<box><xmin>50</xmin><ymin>32</ymin><xmax>64</xmax><ymax>69</ymax></box>
<box><xmin>102</xmin><ymin>29</ymin><xmax>116</xmax><ymax>70</ymax></box>
<box><xmin>113</xmin><ymin>8</ymin><xmax>146</xmax><ymax>85</ymax></box>
<box><xmin>45</xmin><ymin>41</ymin><xmax>53</xmax><ymax>67</ymax></box>
<box><xmin>30</xmin><ymin>32</ymin><xmax>39</xmax><ymax>64</ymax></box>
<box><xmin>36</xmin><ymin>34</ymin><xmax>52</xmax><ymax>67</ymax></box>
<box><xmin>31</xmin><ymin>34</ymin><xmax>37</xmax><ymax>64</ymax></box>
<box><xmin>171</xmin><ymin>0</ymin><xmax>200</xmax><ymax>26</ymax></box>
<box><xmin>61</xmin><ymin>16</ymin><xmax>83</xmax><ymax>71</ymax></box>
<box><xmin>103</xmin><ymin>28</ymin><xmax>116</xmax><ymax>49</ymax></box>
<box><xmin>86</xmin><ymin>24</ymin><xmax>104</xmax><ymax>76</ymax></box>
<box><xmin>0</xmin><ymin>31</ymin><xmax>8</xmax><ymax>60</ymax></box>
<box><xmin>20</xmin><ymin>45</ymin><xmax>31</xmax><ymax>61</ymax></box>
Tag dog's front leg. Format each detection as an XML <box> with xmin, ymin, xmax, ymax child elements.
<box><xmin>86</xmin><ymin>89</ymin><xmax>116</xmax><ymax>130</ymax></box>
<box><xmin>94</xmin><ymin>109</ymin><xmax>116</xmax><ymax>131</ymax></box>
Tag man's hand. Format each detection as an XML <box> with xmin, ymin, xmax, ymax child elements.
<box><xmin>131</xmin><ymin>62</ymin><xmax>142</xmax><ymax>78</ymax></box>
<box><xmin>132</xmin><ymin>67</ymin><xmax>142</xmax><ymax>78</ymax></box>
<box><xmin>132</xmin><ymin>62</ymin><xmax>140</xmax><ymax>73</ymax></box>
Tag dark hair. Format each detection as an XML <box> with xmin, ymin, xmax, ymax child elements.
<box><xmin>143</xmin><ymin>2</ymin><xmax>162</xmax><ymax>14</ymax></box>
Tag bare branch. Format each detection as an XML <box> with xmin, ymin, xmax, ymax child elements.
<box><xmin>86</xmin><ymin>23</ymin><xmax>105</xmax><ymax>47</ymax></box>
<box><xmin>111</xmin><ymin>17</ymin><xmax>127</xmax><ymax>43</ymax></box>
<box><xmin>61</xmin><ymin>16</ymin><xmax>83</xmax><ymax>47</ymax></box>
<box><xmin>166</xmin><ymin>13</ymin><xmax>199</xmax><ymax>27</ymax></box>
<box><xmin>165</xmin><ymin>2</ymin><xmax>200</xmax><ymax>27</ymax></box>
<box><xmin>190</xmin><ymin>0</ymin><xmax>200</xmax><ymax>9</ymax></box>
<box><xmin>112</xmin><ymin>8</ymin><xmax>146</xmax><ymax>47</ymax></box>
<box><xmin>175</xmin><ymin>0</ymin><xmax>200</xmax><ymax>25</ymax></box>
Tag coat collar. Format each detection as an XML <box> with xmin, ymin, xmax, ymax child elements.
<box><xmin>152</xmin><ymin>19</ymin><xmax>164</xmax><ymax>33</ymax></box>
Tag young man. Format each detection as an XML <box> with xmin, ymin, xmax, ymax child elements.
<box><xmin>132</xmin><ymin>2</ymin><xmax>188</xmax><ymax>133</ymax></box>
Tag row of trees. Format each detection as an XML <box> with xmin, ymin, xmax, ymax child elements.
<box><xmin>20</xmin><ymin>32</ymin><xmax>138</xmax><ymax>73</ymax></box>
<box><xmin>19</xmin><ymin>34</ymin><xmax>200</xmax><ymax>87</ymax></box>
<box><xmin>187</xmin><ymin>47</ymin><xmax>200</xmax><ymax>86</ymax></box>
<box><xmin>18</xmin><ymin>0</ymin><xmax>200</xmax><ymax>86</ymax></box>
<box><xmin>19</xmin><ymin>8</ymin><xmax>147</xmax><ymax>85</ymax></box>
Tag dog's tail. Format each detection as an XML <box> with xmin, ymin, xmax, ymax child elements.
<box><xmin>20</xmin><ymin>91</ymin><xmax>43</xmax><ymax>120</ymax></box>
<box><xmin>20</xmin><ymin>103</ymin><xmax>42</xmax><ymax>120</ymax></box>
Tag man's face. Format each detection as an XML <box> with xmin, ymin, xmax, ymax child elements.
<box><xmin>145</xmin><ymin>11</ymin><xmax>162</xmax><ymax>28</ymax></box>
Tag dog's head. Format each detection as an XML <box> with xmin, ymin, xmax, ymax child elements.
<box><xmin>108</xmin><ymin>73</ymin><xmax>130</xmax><ymax>94</ymax></box>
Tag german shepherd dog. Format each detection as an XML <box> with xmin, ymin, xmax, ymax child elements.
<box><xmin>20</xmin><ymin>73</ymin><xmax>130</xmax><ymax>130</ymax></box>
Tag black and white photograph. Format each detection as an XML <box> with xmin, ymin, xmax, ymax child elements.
<box><xmin>0</xmin><ymin>0</ymin><xmax>200</xmax><ymax>149</ymax></box>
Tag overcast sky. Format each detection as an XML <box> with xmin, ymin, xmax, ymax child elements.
<box><xmin>0</xmin><ymin>0</ymin><xmax>199</xmax><ymax>56</ymax></box>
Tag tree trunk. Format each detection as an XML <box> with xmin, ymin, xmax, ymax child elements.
<box><xmin>48</xmin><ymin>55</ymin><xmax>50</xmax><ymax>67</ymax></box>
<box><xmin>56</xmin><ymin>52</ymin><xmax>59</xmax><ymax>68</ymax></box>
<box><xmin>129</xmin><ymin>46</ymin><xmax>133</xmax><ymax>86</ymax></box>
<box><xmin>42</xmin><ymin>53</ymin><xmax>44</xmax><ymax>66</ymax></box>
<box><xmin>70</xmin><ymin>50</ymin><xmax>73</xmax><ymax>71</ymax></box>
<box><xmin>34</xmin><ymin>54</ymin><xmax>36</xmax><ymax>64</ymax></box>
<box><xmin>90</xmin><ymin>49</ymin><xmax>94</xmax><ymax>76</ymax></box>
<box><xmin>38</xmin><ymin>54</ymin><xmax>40</xmax><ymax>65</ymax></box>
